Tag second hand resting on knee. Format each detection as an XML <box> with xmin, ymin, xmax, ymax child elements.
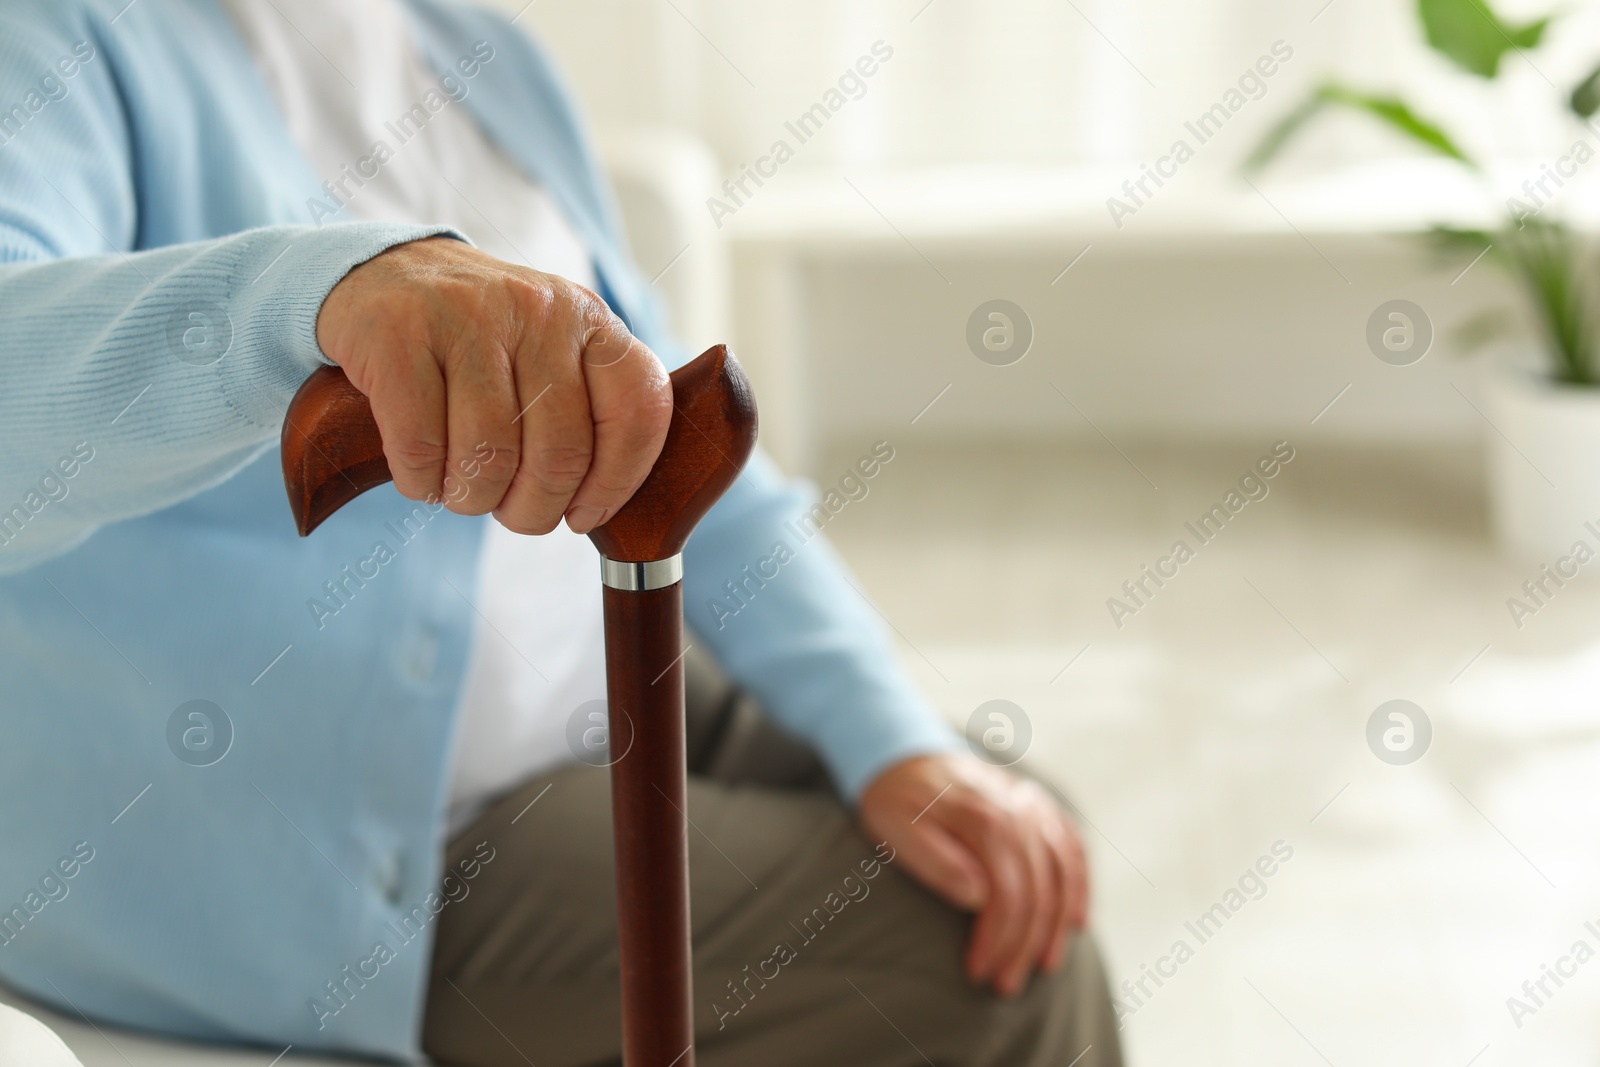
<box><xmin>860</xmin><ymin>754</ymin><xmax>1090</xmax><ymax>998</ymax></box>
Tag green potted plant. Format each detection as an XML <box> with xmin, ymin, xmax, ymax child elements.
<box><xmin>1246</xmin><ymin>0</ymin><xmax>1600</xmax><ymax>560</ymax></box>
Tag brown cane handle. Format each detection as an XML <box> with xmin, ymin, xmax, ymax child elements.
<box><xmin>282</xmin><ymin>344</ymin><xmax>759</xmax><ymax>548</ymax></box>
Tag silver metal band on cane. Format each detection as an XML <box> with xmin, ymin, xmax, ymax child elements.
<box><xmin>600</xmin><ymin>554</ymin><xmax>683</xmax><ymax>592</ymax></box>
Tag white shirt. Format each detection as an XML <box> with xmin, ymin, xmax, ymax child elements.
<box><xmin>222</xmin><ymin>0</ymin><xmax>607</xmax><ymax>834</ymax></box>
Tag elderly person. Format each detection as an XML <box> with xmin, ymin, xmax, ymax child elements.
<box><xmin>0</xmin><ymin>1</ymin><xmax>1120</xmax><ymax>1064</ymax></box>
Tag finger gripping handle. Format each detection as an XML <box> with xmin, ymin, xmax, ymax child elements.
<box><xmin>281</xmin><ymin>345</ymin><xmax>759</xmax><ymax>554</ymax></box>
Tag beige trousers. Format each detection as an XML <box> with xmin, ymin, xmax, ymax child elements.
<box><xmin>422</xmin><ymin>652</ymin><xmax>1123</xmax><ymax>1067</ymax></box>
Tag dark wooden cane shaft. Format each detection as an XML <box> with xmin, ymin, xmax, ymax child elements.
<box><xmin>603</xmin><ymin>582</ymin><xmax>694</xmax><ymax>1067</ymax></box>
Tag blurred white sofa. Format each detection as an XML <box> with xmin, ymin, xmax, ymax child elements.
<box><xmin>593</xmin><ymin>124</ymin><xmax>730</xmax><ymax>358</ymax></box>
<box><xmin>0</xmin><ymin>1001</ymin><xmax>92</xmax><ymax>1067</ymax></box>
<box><xmin>0</xmin><ymin>987</ymin><xmax>348</xmax><ymax>1066</ymax></box>
<box><xmin>0</xmin><ymin>124</ymin><xmax>725</xmax><ymax>1067</ymax></box>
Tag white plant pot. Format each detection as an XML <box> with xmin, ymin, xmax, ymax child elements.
<box><xmin>1486</xmin><ymin>368</ymin><xmax>1600</xmax><ymax>561</ymax></box>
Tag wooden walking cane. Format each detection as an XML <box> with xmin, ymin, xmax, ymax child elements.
<box><xmin>281</xmin><ymin>344</ymin><xmax>758</xmax><ymax>1067</ymax></box>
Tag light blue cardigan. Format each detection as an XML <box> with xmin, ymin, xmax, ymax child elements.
<box><xmin>0</xmin><ymin>0</ymin><xmax>959</xmax><ymax>1059</ymax></box>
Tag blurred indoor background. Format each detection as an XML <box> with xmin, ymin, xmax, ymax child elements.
<box><xmin>485</xmin><ymin>1</ymin><xmax>1600</xmax><ymax>1064</ymax></box>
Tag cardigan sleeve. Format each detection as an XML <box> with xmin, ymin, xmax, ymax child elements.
<box><xmin>682</xmin><ymin>451</ymin><xmax>965</xmax><ymax>800</ymax></box>
<box><xmin>0</xmin><ymin>14</ymin><xmax>459</xmax><ymax>575</ymax></box>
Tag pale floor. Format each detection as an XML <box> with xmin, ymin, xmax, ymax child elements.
<box><xmin>820</xmin><ymin>438</ymin><xmax>1600</xmax><ymax>1067</ymax></box>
